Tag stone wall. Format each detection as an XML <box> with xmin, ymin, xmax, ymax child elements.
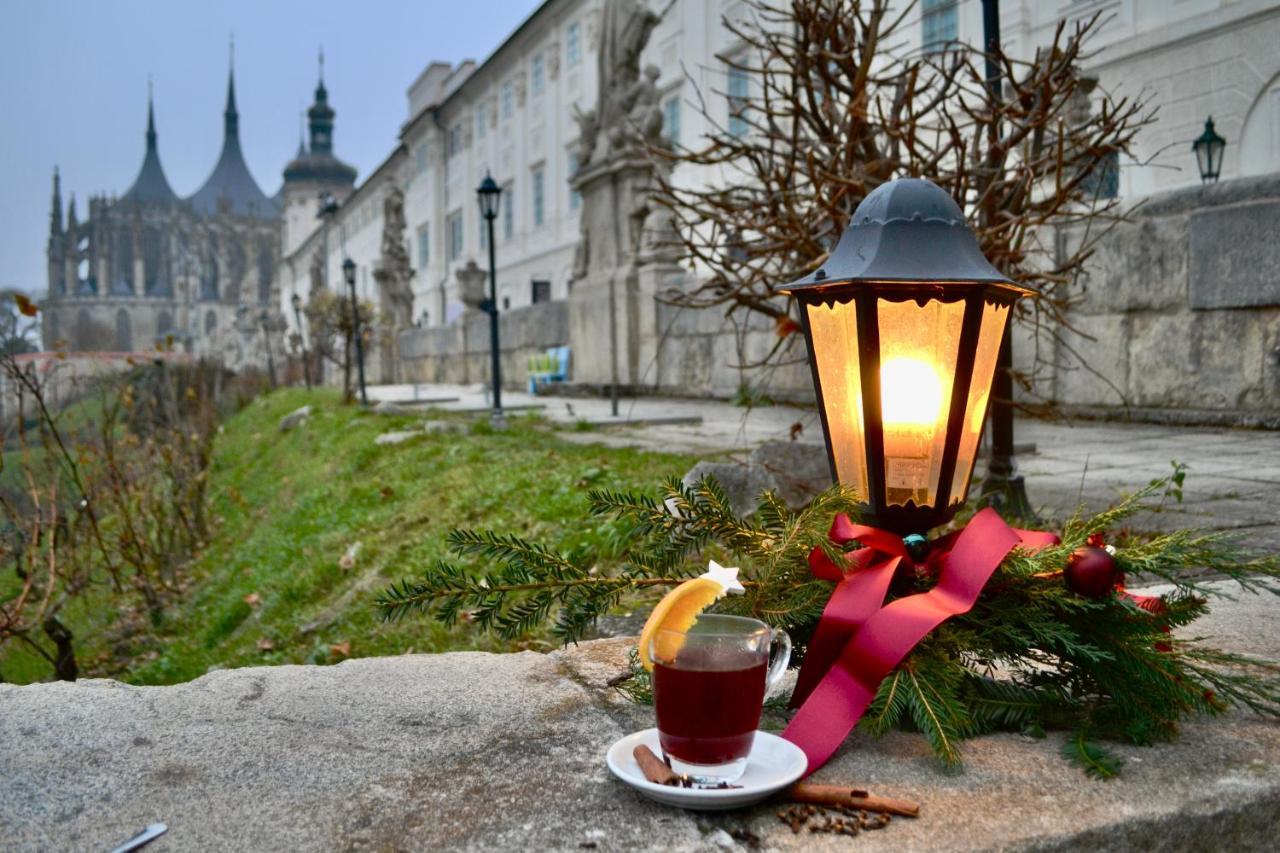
<box><xmin>398</xmin><ymin>300</ymin><xmax>570</xmax><ymax>389</ymax></box>
<box><xmin>1051</xmin><ymin>174</ymin><xmax>1280</xmax><ymax>425</ymax></box>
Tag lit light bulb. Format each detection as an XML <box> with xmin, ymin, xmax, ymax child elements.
<box><xmin>880</xmin><ymin>357</ymin><xmax>944</xmax><ymax>428</ymax></box>
<box><xmin>880</xmin><ymin>356</ymin><xmax>946</xmax><ymax>505</ymax></box>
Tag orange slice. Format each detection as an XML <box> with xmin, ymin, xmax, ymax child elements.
<box><xmin>637</xmin><ymin>563</ymin><xmax>744</xmax><ymax>671</ymax></box>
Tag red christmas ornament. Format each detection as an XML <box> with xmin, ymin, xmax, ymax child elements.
<box><xmin>1065</xmin><ymin>545</ymin><xmax>1121</xmax><ymax>599</ymax></box>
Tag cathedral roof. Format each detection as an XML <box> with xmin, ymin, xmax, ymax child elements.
<box><xmin>122</xmin><ymin>96</ymin><xmax>179</xmax><ymax>205</ymax></box>
<box><xmin>187</xmin><ymin>69</ymin><xmax>279</xmax><ymax>219</ymax></box>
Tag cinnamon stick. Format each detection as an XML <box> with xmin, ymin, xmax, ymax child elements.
<box><xmin>633</xmin><ymin>744</ymin><xmax>678</xmax><ymax>786</ymax></box>
<box><xmin>783</xmin><ymin>783</ymin><xmax>920</xmax><ymax>818</ymax></box>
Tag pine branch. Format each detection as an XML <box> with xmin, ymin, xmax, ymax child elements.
<box><xmin>1061</xmin><ymin>731</ymin><xmax>1122</xmax><ymax>780</ymax></box>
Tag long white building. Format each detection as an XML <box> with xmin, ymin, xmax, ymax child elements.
<box><xmin>276</xmin><ymin>0</ymin><xmax>1280</xmax><ymax>412</ymax></box>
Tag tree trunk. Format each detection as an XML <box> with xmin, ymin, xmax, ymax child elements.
<box><xmin>42</xmin><ymin>615</ymin><xmax>78</xmax><ymax>681</ymax></box>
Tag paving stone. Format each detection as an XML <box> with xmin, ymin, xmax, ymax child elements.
<box><xmin>278</xmin><ymin>404</ymin><xmax>312</xmax><ymax>432</ymax></box>
<box><xmin>373</xmin><ymin>430</ymin><xmax>421</xmax><ymax>446</ymax></box>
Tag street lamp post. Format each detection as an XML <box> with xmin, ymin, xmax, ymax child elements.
<box><xmin>291</xmin><ymin>291</ymin><xmax>311</xmax><ymax>390</ymax></box>
<box><xmin>1192</xmin><ymin>117</ymin><xmax>1226</xmax><ymax>184</ymax></box>
<box><xmin>477</xmin><ymin>172</ymin><xmax>505</xmax><ymax>428</ymax></box>
<box><xmin>343</xmin><ymin>257</ymin><xmax>368</xmax><ymax>407</ymax></box>
<box><xmin>782</xmin><ymin>178</ymin><xmax>1029</xmax><ymax>536</ymax></box>
<box><xmin>259</xmin><ymin>310</ymin><xmax>277</xmax><ymax>390</ymax></box>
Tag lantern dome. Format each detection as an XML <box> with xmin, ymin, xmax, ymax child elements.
<box><xmin>786</xmin><ymin>178</ymin><xmax>1016</xmax><ymax>292</ymax></box>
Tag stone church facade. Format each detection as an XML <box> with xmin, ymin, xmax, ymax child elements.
<box><xmin>40</xmin><ymin>69</ymin><xmax>286</xmax><ymax>370</ymax></box>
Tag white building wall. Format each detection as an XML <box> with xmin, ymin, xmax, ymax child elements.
<box><xmin>281</xmin><ymin>0</ymin><xmax>1280</xmax><ymax>346</ymax></box>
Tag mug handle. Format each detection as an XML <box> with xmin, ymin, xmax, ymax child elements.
<box><xmin>764</xmin><ymin>628</ymin><xmax>792</xmax><ymax>699</ymax></box>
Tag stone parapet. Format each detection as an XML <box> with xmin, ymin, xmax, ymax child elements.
<box><xmin>2</xmin><ymin>580</ymin><xmax>1277</xmax><ymax>850</ymax></box>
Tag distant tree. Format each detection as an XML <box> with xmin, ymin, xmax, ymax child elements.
<box><xmin>303</xmin><ymin>289</ymin><xmax>377</xmax><ymax>404</ymax></box>
<box><xmin>0</xmin><ymin>289</ymin><xmax>40</xmax><ymax>355</ymax></box>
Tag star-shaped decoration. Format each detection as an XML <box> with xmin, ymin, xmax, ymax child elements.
<box><xmin>701</xmin><ymin>560</ymin><xmax>745</xmax><ymax>595</ymax></box>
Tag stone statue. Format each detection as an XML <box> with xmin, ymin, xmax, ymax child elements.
<box><xmin>376</xmin><ymin>187</ymin><xmax>414</xmax><ymax>329</ymax></box>
<box><xmin>625</xmin><ymin>64</ymin><xmax>665</xmax><ymax>146</ymax></box>
<box><xmin>591</xmin><ymin>0</ymin><xmax>669</xmax><ymax>162</ymax></box>
<box><xmin>309</xmin><ymin>249</ymin><xmax>324</xmax><ymax>296</ymax></box>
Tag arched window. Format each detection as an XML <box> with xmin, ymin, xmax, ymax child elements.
<box><xmin>205</xmin><ymin>310</ymin><xmax>217</xmax><ymax>335</ymax></box>
<box><xmin>201</xmin><ymin>243</ymin><xmax>219</xmax><ymax>301</ymax></box>
<box><xmin>142</xmin><ymin>227</ymin><xmax>168</xmax><ymax>296</ymax></box>
<box><xmin>115</xmin><ymin>309</ymin><xmax>133</xmax><ymax>352</ymax></box>
<box><xmin>225</xmin><ymin>240</ymin><xmax>247</xmax><ymax>303</ymax></box>
<box><xmin>113</xmin><ymin>230</ymin><xmax>135</xmax><ymax>295</ymax></box>
<box><xmin>257</xmin><ymin>238</ymin><xmax>275</xmax><ymax>304</ymax></box>
<box><xmin>75</xmin><ymin>308</ymin><xmax>92</xmax><ymax>351</ymax></box>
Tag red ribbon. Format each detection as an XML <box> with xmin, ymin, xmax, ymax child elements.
<box><xmin>782</xmin><ymin>508</ymin><xmax>1059</xmax><ymax>774</ymax></box>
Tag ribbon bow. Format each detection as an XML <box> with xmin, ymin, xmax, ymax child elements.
<box><xmin>782</xmin><ymin>508</ymin><xmax>1059</xmax><ymax>774</ymax></box>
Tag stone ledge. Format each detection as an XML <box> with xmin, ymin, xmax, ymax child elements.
<box><xmin>2</xmin><ymin>582</ymin><xmax>1278</xmax><ymax>851</ymax></box>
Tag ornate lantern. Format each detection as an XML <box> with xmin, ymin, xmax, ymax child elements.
<box><xmin>1192</xmin><ymin>117</ymin><xmax>1226</xmax><ymax>185</ymax></box>
<box><xmin>782</xmin><ymin>178</ymin><xmax>1029</xmax><ymax>536</ymax></box>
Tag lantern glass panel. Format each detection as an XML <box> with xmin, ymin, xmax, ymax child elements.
<box><xmin>948</xmin><ymin>299</ymin><xmax>1009</xmax><ymax>503</ymax></box>
<box><xmin>805</xmin><ymin>300</ymin><xmax>870</xmax><ymax>499</ymax></box>
<box><xmin>876</xmin><ymin>297</ymin><xmax>964</xmax><ymax>508</ymax></box>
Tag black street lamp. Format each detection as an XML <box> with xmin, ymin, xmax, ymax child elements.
<box><xmin>782</xmin><ymin>178</ymin><xmax>1029</xmax><ymax>536</ymax></box>
<box><xmin>1192</xmin><ymin>117</ymin><xmax>1226</xmax><ymax>185</ymax></box>
<box><xmin>291</xmin><ymin>291</ymin><xmax>311</xmax><ymax>390</ymax></box>
<box><xmin>343</xmin><ymin>257</ymin><xmax>369</xmax><ymax>406</ymax></box>
<box><xmin>477</xmin><ymin>171</ymin><xmax>504</xmax><ymax>427</ymax></box>
<box><xmin>259</xmin><ymin>309</ymin><xmax>277</xmax><ymax>390</ymax></box>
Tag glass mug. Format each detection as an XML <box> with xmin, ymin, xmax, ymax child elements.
<box><xmin>650</xmin><ymin>614</ymin><xmax>791</xmax><ymax>783</ymax></box>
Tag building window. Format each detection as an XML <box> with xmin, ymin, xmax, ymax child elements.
<box><xmin>501</xmin><ymin>81</ymin><xmax>515</xmax><ymax>120</ymax></box>
<box><xmin>532</xmin><ymin>167</ymin><xmax>545</xmax><ymax>227</ymax></box>
<box><xmin>531</xmin><ymin>279</ymin><xmax>551</xmax><ymax>304</ymax></box>
<box><xmin>727</xmin><ymin>67</ymin><xmax>749</xmax><ymax>138</ymax></box>
<box><xmin>1081</xmin><ymin>150</ymin><xmax>1120</xmax><ymax>200</ymax></box>
<box><xmin>503</xmin><ymin>182</ymin><xmax>514</xmax><ymax>240</ymax></box>
<box><xmin>476</xmin><ymin>104</ymin><xmax>487</xmax><ymax>140</ymax></box>
<box><xmin>568</xmin><ymin>151</ymin><xmax>581</xmax><ymax>211</ymax></box>
<box><xmin>922</xmin><ymin>0</ymin><xmax>958</xmax><ymax>54</ymax></box>
<box><xmin>447</xmin><ymin>210</ymin><xmax>464</xmax><ymax>261</ymax></box>
<box><xmin>447</xmin><ymin>123</ymin><xmax>464</xmax><ymax>158</ymax></box>
<box><xmin>566</xmin><ymin>22</ymin><xmax>581</xmax><ymax>67</ymax></box>
<box><xmin>663</xmin><ymin>95</ymin><xmax>681</xmax><ymax>145</ymax></box>
<box><xmin>532</xmin><ymin>54</ymin><xmax>546</xmax><ymax>96</ymax></box>
<box><xmin>417</xmin><ymin>224</ymin><xmax>430</xmax><ymax>267</ymax></box>
<box><xmin>415</xmin><ymin>143</ymin><xmax>430</xmax><ymax>174</ymax></box>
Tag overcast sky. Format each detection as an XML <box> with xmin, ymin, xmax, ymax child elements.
<box><xmin>0</xmin><ymin>0</ymin><xmax>540</xmax><ymax>297</ymax></box>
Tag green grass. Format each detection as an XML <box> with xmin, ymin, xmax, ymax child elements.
<box><xmin>1</xmin><ymin>388</ymin><xmax>698</xmax><ymax>685</ymax></box>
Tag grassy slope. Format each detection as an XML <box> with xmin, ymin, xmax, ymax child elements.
<box><xmin>2</xmin><ymin>388</ymin><xmax>698</xmax><ymax>684</ymax></box>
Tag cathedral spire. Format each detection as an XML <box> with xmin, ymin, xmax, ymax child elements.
<box><xmin>50</xmin><ymin>166</ymin><xmax>62</xmax><ymax>236</ymax></box>
<box><xmin>146</xmin><ymin>76</ymin><xmax>157</xmax><ymax>151</ymax></box>
<box><xmin>187</xmin><ymin>39</ymin><xmax>278</xmax><ymax>218</ymax></box>
<box><xmin>224</xmin><ymin>39</ymin><xmax>240</xmax><ymax>141</ymax></box>
<box><xmin>67</xmin><ymin>193</ymin><xmax>78</xmax><ymax>232</ymax></box>
<box><xmin>123</xmin><ymin>80</ymin><xmax>178</xmax><ymax>204</ymax></box>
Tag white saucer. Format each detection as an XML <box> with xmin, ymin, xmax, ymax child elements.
<box><xmin>606</xmin><ymin>728</ymin><xmax>807</xmax><ymax>811</ymax></box>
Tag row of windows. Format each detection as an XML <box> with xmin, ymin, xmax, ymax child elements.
<box><xmin>415</xmin><ymin>150</ymin><xmax>586</xmax><ymax>268</ymax></box>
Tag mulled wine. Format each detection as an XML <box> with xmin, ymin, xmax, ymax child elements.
<box><xmin>653</xmin><ymin>649</ymin><xmax>768</xmax><ymax>765</ymax></box>
<box><xmin>648</xmin><ymin>613</ymin><xmax>791</xmax><ymax>782</ymax></box>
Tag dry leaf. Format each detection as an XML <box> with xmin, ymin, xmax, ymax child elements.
<box><xmin>256</xmin><ymin>637</ymin><xmax>275</xmax><ymax>651</ymax></box>
<box><xmin>243</xmin><ymin>592</ymin><xmax>261</xmax><ymax>607</ymax></box>
<box><xmin>13</xmin><ymin>292</ymin><xmax>39</xmax><ymax>317</ymax></box>
<box><xmin>330</xmin><ymin>641</ymin><xmax>351</xmax><ymax>658</ymax></box>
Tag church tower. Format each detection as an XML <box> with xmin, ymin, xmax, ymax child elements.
<box><xmin>280</xmin><ymin>50</ymin><xmax>357</xmax><ymax>260</ymax></box>
<box><xmin>122</xmin><ymin>86</ymin><xmax>178</xmax><ymax>205</ymax></box>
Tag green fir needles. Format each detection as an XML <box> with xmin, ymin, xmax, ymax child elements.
<box><xmin>376</xmin><ymin>473</ymin><xmax>1280</xmax><ymax>777</ymax></box>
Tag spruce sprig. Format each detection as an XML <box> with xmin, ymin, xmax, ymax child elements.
<box><xmin>374</xmin><ymin>470</ymin><xmax>1280</xmax><ymax>777</ymax></box>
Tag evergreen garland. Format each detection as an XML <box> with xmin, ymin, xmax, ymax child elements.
<box><xmin>376</xmin><ymin>473</ymin><xmax>1280</xmax><ymax>777</ymax></box>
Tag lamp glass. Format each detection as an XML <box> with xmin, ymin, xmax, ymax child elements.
<box><xmin>804</xmin><ymin>300</ymin><xmax>869</xmax><ymax>499</ymax></box>
<box><xmin>876</xmin><ymin>297</ymin><xmax>963</xmax><ymax>508</ymax></box>
<box><xmin>947</xmin><ymin>300</ymin><xmax>1009</xmax><ymax>503</ymax></box>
